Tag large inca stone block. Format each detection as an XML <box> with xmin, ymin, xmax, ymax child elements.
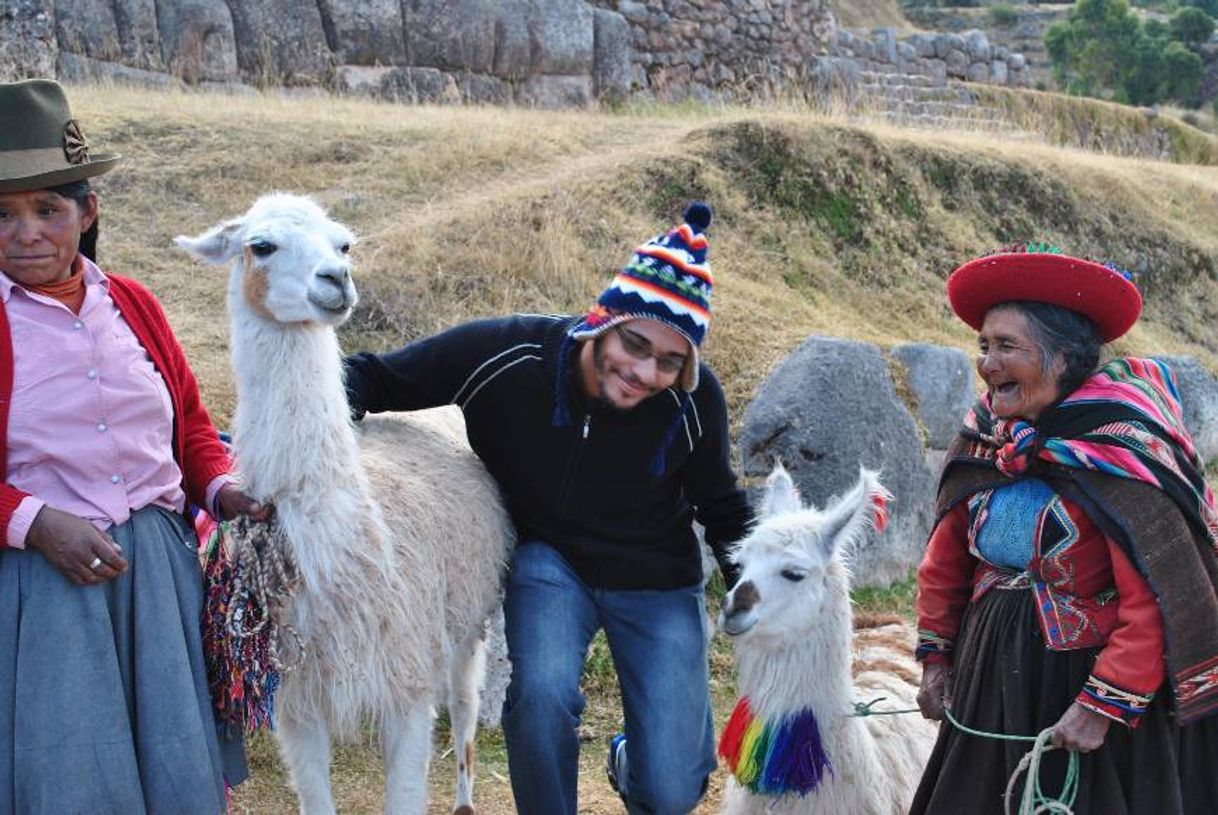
<box><xmin>404</xmin><ymin>0</ymin><xmax>499</xmax><ymax>74</ymax></box>
<box><xmin>55</xmin><ymin>0</ymin><xmax>121</xmax><ymax>61</ymax></box>
<box><xmin>153</xmin><ymin>0</ymin><xmax>238</xmax><ymax>82</ymax></box>
<box><xmin>593</xmin><ymin>8</ymin><xmax>632</xmax><ymax>101</ymax></box>
<box><xmin>226</xmin><ymin>0</ymin><xmax>332</xmax><ymax>84</ymax></box>
<box><xmin>1</xmin><ymin>0</ymin><xmax>57</xmax><ymax>80</ymax></box>
<box><xmin>319</xmin><ymin>0</ymin><xmax>405</xmax><ymax>65</ymax></box>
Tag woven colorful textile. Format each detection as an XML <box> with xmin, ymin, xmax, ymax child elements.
<box><xmin>963</xmin><ymin>357</ymin><xmax>1218</xmax><ymax>549</ymax></box>
<box><xmin>201</xmin><ymin>521</ymin><xmax>281</xmax><ymax>735</ymax></box>
<box><xmin>717</xmin><ymin>697</ymin><xmax>832</xmax><ymax>796</ymax></box>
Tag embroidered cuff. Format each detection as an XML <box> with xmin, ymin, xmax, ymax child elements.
<box><xmin>1076</xmin><ymin>674</ymin><xmax>1153</xmax><ymax>727</ymax></box>
<box><xmin>916</xmin><ymin>629</ymin><xmax>954</xmax><ymax>662</ymax></box>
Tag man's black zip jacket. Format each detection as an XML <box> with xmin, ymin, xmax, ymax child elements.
<box><xmin>343</xmin><ymin>314</ymin><xmax>752</xmax><ymax>591</ymax></box>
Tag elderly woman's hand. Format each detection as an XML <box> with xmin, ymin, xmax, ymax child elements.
<box><xmin>917</xmin><ymin>661</ymin><xmax>952</xmax><ymax>721</ymax></box>
<box><xmin>26</xmin><ymin>506</ymin><xmax>128</xmax><ymax>585</ymax></box>
<box><xmin>1050</xmin><ymin>701</ymin><xmax>1111</xmax><ymax>752</ymax></box>
<box><xmin>217</xmin><ymin>484</ymin><xmax>272</xmax><ymax>522</ymax></box>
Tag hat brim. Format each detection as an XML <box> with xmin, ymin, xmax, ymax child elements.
<box><xmin>947</xmin><ymin>253</ymin><xmax>1142</xmax><ymax>342</ymax></box>
<box><xmin>0</xmin><ymin>154</ymin><xmax>122</xmax><ymax>193</ymax></box>
<box><xmin>569</xmin><ymin>313</ymin><xmax>701</xmax><ymax>392</ymax></box>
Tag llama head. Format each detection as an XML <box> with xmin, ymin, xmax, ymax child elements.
<box><xmin>175</xmin><ymin>192</ymin><xmax>358</xmax><ymax>326</ymax></box>
<box><xmin>720</xmin><ymin>464</ymin><xmax>891</xmax><ymax>648</ymax></box>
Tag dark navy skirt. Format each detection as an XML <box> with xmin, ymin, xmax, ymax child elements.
<box><xmin>0</xmin><ymin>505</ymin><xmax>247</xmax><ymax>815</ymax></box>
<box><xmin>910</xmin><ymin>587</ymin><xmax>1218</xmax><ymax>815</ymax></box>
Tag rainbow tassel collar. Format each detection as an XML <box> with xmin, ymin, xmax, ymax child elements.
<box><xmin>717</xmin><ymin>696</ymin><xmax>832</xmax><ymax>797</ymax></box>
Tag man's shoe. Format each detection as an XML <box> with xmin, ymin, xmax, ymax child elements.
<box><xmin>606</xmin><ymin>733</ymin><xmax>628</xmax><ymax>800</ymax></box>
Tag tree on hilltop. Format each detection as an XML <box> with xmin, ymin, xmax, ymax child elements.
<box><xmin>1170</xmin><ymin>7</ymin><xmax>1216</xmax><ymax>50</ymax></box>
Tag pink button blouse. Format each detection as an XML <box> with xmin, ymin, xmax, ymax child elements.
<box><xmin>2</xmin><ymin>258</ymin><xmax>228</xmax><ymax>547</ymax></box>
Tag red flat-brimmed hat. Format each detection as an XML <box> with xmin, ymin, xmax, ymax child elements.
<box><xmin>947</xmin><ymin>250</ymin><xmax>1142</xmax><ymax>342</ymax></box>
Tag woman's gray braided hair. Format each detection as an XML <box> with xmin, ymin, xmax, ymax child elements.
<box><xmin>993</xmin><ymin>300</ymin><xmax>1104</xmax><ymax>398</ymax></box>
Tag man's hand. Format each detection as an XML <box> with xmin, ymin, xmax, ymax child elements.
<box><xmin>217</xmin><ymin>484</ymin><xmax>272</xmax><ymax>522</ymax></box>
<box><xmin>1050</xmin><ymin>701</ymin><xmax>1111</xmax><ymax>752</ymax></box>
<box><xmin>917</xmin><ymin>661</ymin><xmax>952</xmax><ymax>721</ymax></box>
<box><xmin>26</xmin><ymin>506</ymin><xmax>128</xmax><ymax>585</ymax></box>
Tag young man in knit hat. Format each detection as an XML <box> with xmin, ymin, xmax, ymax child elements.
<box><xmin>344</xmin><ymin>203</ymin><xmax>753</xmax><ymax>814</ymax></box>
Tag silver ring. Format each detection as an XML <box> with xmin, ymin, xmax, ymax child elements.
<box><xmin>88</xmin><ymin>556</ymin><xmax>103</xmax><ymax>571</ymax></box>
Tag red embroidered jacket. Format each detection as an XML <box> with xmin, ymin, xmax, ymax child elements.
<box><xmin>916</xmin><ymin>497</ymin><xmax>1166</xmax><ymax>726</ymax></box>
<box><xmin>1</xmin><ymin>272</ymin><xmax>231</xmax><ymax>544</ymax></box>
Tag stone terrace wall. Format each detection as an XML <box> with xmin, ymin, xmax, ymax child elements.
<box><xmin>0</xmin><ymin>0</ymin><xmax>838</xmax><ymax>106</ymax></box>
<box><xmin>836</xmin><ymin>26</ymin><xmax>1032</xmax><ymax>88</ymax></box>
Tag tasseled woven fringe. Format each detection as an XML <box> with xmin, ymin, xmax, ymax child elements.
<box><xmin>718</xmin><ymin>696</ymin><xmax>833</xmax><ymax>797</ymax></box>
<box><xmin>201</xmin><ymin>518</ymin><xmax>295</xmax><ymax>736</ymax></box>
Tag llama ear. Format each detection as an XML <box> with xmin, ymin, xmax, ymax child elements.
<box><xmin>815</xmin><ymin>467</ymin><xmax>892</xmax><ymax>560</ymax></box>
<box><xmin>759</xmin><ymin>462</ymin><xmax>803</xmax><ymax>519</ymax></box>
<box><xmin>174</xmin><ymin>218</ymin><xmax>246</xmax><ymax>264</ymax></box>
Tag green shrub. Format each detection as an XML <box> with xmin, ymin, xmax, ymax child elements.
<box><xmin>988</xmin><ymin>3</ymin><xmax>1019</xmax><ymax>26</ymax></box>
<box><xmin>1170</xmin><ymin>6</ymin><xmax>1216</xmax><ymax>48</ymax></box>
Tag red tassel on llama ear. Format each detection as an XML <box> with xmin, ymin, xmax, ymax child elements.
<box><xmin>869</xmin><ymin>485</ymin><xmax>893</xmax><ymax>534</ymax></box>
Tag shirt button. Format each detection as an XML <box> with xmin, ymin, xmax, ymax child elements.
<box><xmin>96</xmin><ymin>422</ymin><xmax>107</xmax><ymax>433</ymax></box>
<box><xmin>72</xmin><ymin>320</ymin><xmax>83</xmax><ymax>330</ymax></box>
<box><xmin>110</xmin><ymin>474</ymin><xmax>121</xmax><ymax>484</ymax></box>
<box><xmin>86</xmin><ymin>369</ymin><xmax>98</xmax><ymax>379</ymax></box>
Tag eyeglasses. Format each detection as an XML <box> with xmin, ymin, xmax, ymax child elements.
<box><xmin>613</xmin><ymin>325</ymin><xmax>688</xmax><ymax>376</ymax></box>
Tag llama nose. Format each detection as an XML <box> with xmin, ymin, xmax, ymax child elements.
<box><xmin>316</xmin><ymin>265</ymin><xmax>350</xmax><ymax>288</ymax></box>
<box><xmin>725</xmin><ymin>580</ymin><xmax>759</xmax><ymax>617</ymax></box>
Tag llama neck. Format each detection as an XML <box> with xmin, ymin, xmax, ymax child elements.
<box><xmin>227</xmin><ymin>291</ymin><xmax>365</xmax><ymax>504</ymax></box>
<box><xmin>736</xmin><ymin>573</ymin><xmax>855</xmax><ymax>724</ymax></box>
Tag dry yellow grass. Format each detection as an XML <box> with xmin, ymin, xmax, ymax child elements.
<box><xmin>64</xmin><ymin>82</ymin><xmax>1218</xmax><ymax>813</ymax></box>
<box><xmin>830</xmin><ymin>0</ymin><xmax>915</xmax><ymax>31</ymax></box>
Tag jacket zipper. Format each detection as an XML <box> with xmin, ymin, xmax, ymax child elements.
<box><xmin>557</xmin><ymin>413</ymin><xmax>592</xmax><ymax>512</ymax></box>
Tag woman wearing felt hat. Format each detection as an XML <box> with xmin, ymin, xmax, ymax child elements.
<box><xmin>0</xmin><ymin>79</ymin><xmax>264</xmax><ymax>812</ymax></box>
<box><xmin>910</xmin><ymin>245</ymin><xmax>1218</xmax><ymax>813</ymax></box>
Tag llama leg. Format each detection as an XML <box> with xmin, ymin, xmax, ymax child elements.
<box><xmin>277</xmin><ymin>712</ymin><xmax>337</xmax><ymax>815</ymax></box>
<box><xmin>381</xmin><ymin>702</ymin><xmax>434</xmax><ymax>815</ymax></box>
<box><xmin>447</xmin><ymin>625</ymin><xmax>489</xmax><ymax>814</ymax></box>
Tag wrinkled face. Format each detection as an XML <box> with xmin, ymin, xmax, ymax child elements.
<box><xmin>580</xmin><ymin>319</ymin><xmax>688</xmax><ymax>410</ymax></box>
<box><xmin>720</xmin><ymin>524</ymin><xmax>831</xmax><ymax>646</ymax></box>
<box><xmin>977</xmin><ymin>307</ymin><xmax>1062</xmax><ymax>421</ymax></box>
<box><xmin>240</xmin><ymin>214</ymin><xmax>357</xmax><ymax>326</ymax></box>
<box><xmin>0</xmin><ymin>189</ymin><xmax>97</xmax><ymax>286</ymax></box>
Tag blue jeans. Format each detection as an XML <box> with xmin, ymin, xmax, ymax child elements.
<box><xmin>502</xmin><ymin>541</ymin><xmax>716</xmax><ymax>815</ymax></box>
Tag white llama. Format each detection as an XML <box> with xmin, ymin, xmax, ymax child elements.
<box><xmin>718</xmin><ymin>465</ymin><xmax>936</xmax><ymax>815</ymax></box>
<box><xmin>176</xmin><ymin>193</ymin><xmax>514</xmax><ymax>815</ymax></box>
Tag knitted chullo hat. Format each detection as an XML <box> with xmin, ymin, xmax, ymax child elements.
<box><xmin>568</xmin><ymin>202</ymin><xmax>714</xmax><ymax>392</ymax></box>
<box><xmin>555</xmin><ymin>202</ymin><xmax>714</xmax><ymax>476</ymax></box>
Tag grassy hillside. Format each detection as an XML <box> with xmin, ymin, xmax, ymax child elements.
<box><xmin>831</xmin><ymin>0</ymin><xmax>913</xmax><ymax>30</ymax></box>
<box><xmin>68</xmin><ymin>85</ymin><xmax>1218</xmax><ymax>813</ymax></box>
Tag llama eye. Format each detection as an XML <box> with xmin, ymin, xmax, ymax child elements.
<box><xmin>781</xmin><ymin>569</ymin><xmax>806</xmax><ymax>582</ymax></box>
<box><xmin>249</xmin><ymin>240</ymin><xmax>277</xmax><ymax>257</ymax></box>
<box><xmin>339</xmin><ymin>243</ymin><xmax>351</xmax><ymax>254</ymax></box>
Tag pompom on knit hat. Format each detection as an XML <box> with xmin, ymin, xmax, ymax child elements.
<box><xmin>554</xmin><ymin>202</ymin><xmax>715</xmax><ymax>477</ymax></box>
<box><xmin>568</xmin><ymin>202</ymin><xmax>714</xmax><ymax>392</ymax></box>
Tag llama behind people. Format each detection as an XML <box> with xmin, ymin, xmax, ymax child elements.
<box><xmin>719</xmin><ymin>465</ymin><xmax>936</xmax><ymax>815</ymax></box>
<box><xmin>177</xmin><ymin>194</ymin><xmax>514</xmax><ymax>815</ymax></box>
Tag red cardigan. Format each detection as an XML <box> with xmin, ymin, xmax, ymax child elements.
<box><xmin>0</xmin><ymin>272</ymin><xmax>231</xmax><ymax>544</ymax></box>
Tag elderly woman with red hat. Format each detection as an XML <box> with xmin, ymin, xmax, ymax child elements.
<box><xmin>0</xmin><ymin>80</ymin><xmax>264</xmax><ymax>813</ymax></box>
<box><xmin>911</xmin><ymin>246</ymin><xmax>1218</xmax><ymax>813</ymax></box>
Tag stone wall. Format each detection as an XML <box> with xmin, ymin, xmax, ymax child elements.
<box><xmin>0</xmin><ymin>0</ymin><xmax>838</xmax><ymax>106</ymax></box>
<box><xmin>836</xmin><ymin>25</ymin><xmax>1032</xmax><ymax>87</ymax></box>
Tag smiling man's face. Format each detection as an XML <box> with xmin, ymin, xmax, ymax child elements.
<box><xmin>976</xmin><ymin>306</ymin><xmax>1062</xmax><ymax>421</ymax></box>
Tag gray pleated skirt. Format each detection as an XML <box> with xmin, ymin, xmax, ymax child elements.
<box><xmin>0</xmin><ymin>505</ymin><xmax>247</xmax><ymax>815</ymax></box>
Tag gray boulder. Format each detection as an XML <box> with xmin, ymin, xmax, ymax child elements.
<box><xmin>517</xmin><ymin>74</ymin><xmax>592</xmax><ymax>108</ymax></box>
<box><xmin>225</xmin><ymin>0</ymin><xmax>332</xmax><ymax>84</ymax></box>
<box><xmin>1156</xmin><ymin>356</ymin><xmax>1218</xmax><ymax>465</ymax></box>
<box><xmin>114</xmin><ymin>0</ymin><xmax>164</xmax><ymax>71</ymax></box>
<box><xmin>1</xmin><ymin>0</ymin><xmax>57</xmax><ymax>80</ymax></box>
<box><xmin>377</xmin><ymin>66</ymin><xmax>461</xmax><ymax>104</ymax></box>
<box><xmin>965</xmin><ymin>61</ymin><xmax>990</xmax><ymax>83</ymax></box>
<box><xmin>319</xmin><ymin>0</ymin><xmax>405</xmax><ymax>65</ymax></box>
<box><xmin>55</xmin><ymin>0</ymin><xmax>121</xmax><ymax>61</ymax></box>
<box><xmin>56</xmin><ymin>52</ymin><xmax>182</xmax><ymax>89</ymax></box>
<box><xmin>457</xmin><ymin>72</ymin><xmax>513</xmax><ymax>104</ymax></box>
<box><xmin>114</xmin><ymin>0</ymin><xmax>164</xmax><ymax>69</ymax></box>
<box><xmin>945</xmin><ymin>49</ymin><xmax>968</xmax><ymax>79</ymax></box>
<box><xmin>808</xmin><ymin>55</ymin><xmax>861</xmax><ymax>105</ymax></box>
<box><xmin>493</xmin><ymin>0</ymin><xmax>532</xmax><ymax>79</ymax></box>
<box><xmin>529</xmin><ymin>0</ymin><xmax>594</xmax><ymax>75</ymax></box>
<box><xmin>593</xmin><ymin>8</ymin><xmax>632</xmax><ymax>102</ymax></box>
<box><xmin>740</xmin><ymin>336</ymin><xmax>937</xmax><ymax>588</ymax></box>
<box><xmin>153</xmin><ymin>0</ymin><xmax>238</xmax><ymax>82</ymax></box>
<box><xmin>891</xmin><ymin>343</ymin><xmax>976</xmax><ymax>451</ymax></box>
<box><xmin>991</xmin><ymin>59</ymin><xmax>1009</xmax><ymax>86</ymax></box>
<box><xmin>963</xmin><ymin>29</ymin><xmax>991</xmax><ymax>62</ymax></box>
<box><xmin>403</xmin><ymin>0</ymin><xmax>498</xmax><ymax>74</ymax></box>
